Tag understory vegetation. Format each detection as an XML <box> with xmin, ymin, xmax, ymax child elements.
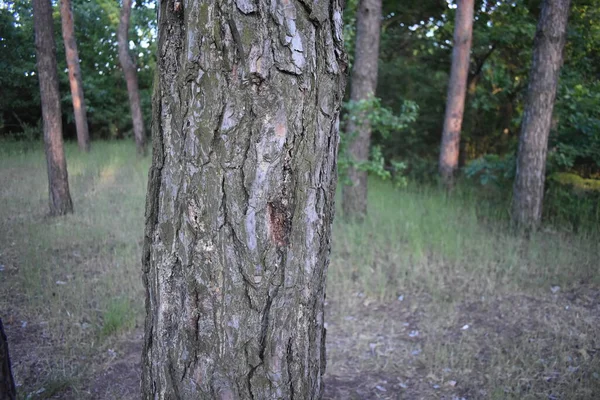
<box><xmin>1</xmin><ymin>141</ymin><xmax>598</xmax><ymax>399</ymax></box>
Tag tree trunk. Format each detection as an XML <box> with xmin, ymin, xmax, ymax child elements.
<box><xmin>141</xmin><ymin>1</ymin><xmax>346</xmax><ymax>399</ymax></box>
<box><xmin>0</xmin><ymin>319</ymin><xmax>16</xmax><ymax>400</ymax></box>
<box><xmin>342</xmin><ymin>0</ymin><xmax>382</xmax><ymax>220</ymax></box>
<box><xmin>118</xmin><ymin>0</ymin><xmax>146</xmax><ymax>156</ymax></box>
<box><xmin>33</xmin><ymin>0</ymin><xmax>74</xmax><ymax>216</ymax></box>
<box><xmin>60</xmin><ymin>0</ymin><xmax>90</xmax><ymax>152</ymax></box>
<box><xmin>439</xmin><ymin>0</ymin><xmax>474</xmax><ymax>186</ymax></box>
<box><xmin>512</xmin><ymin>0</ymin><xmax>570</xmax><ymax>230</ymax></box>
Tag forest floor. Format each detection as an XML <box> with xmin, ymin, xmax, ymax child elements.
<box><xmin>1</xmin><ymin>141</ymin><xmax>599</xmax><ymax>400</ymax></box>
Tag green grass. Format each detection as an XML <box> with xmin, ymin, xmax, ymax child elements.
<box><xmin>329</xmin><ymin>180</ymin><xmax>599</xmax><ymax>303</ymax></box>
<box><xmin>0</xmin><ymin>140</ymin><xmax>149</xmax><ymax>398</ymax></box>
<box><xmin>326</xmin><ymin>181</ymin><xmax>599</xmax><ymax>399</ymax></box>
<box><xmin>1</xmin><ymin>140</ymin><xmax>598</xmax><ymax>399</ymax></box>
<box><xmin>101</xmin><ymin>298</ymin><xmax>136</xmax><ymax>337</ymax></box>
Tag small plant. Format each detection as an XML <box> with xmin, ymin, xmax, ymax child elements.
<box><xmin>464</xmin><ymin>153</ymin><xmax>515</xmax><ymax>187</ymax></box>
<box><xmin>101</xmin><ymin>298</ymin><xmax>135</xmax><ymax>337</ymax></box>
<box><xmin>339</xmin><ymin>95</ymin><xmax>418</xmax><ymax>188</ymax></box>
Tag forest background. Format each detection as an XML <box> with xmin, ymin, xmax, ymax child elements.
<box><xmin>1</xmin><ymin>0</ymin><xmax>599</xmax><ymax>398</ymax></box>
<box><xmin>2</xmin><ymin>0</ymin><xmax>600</xmax><ymax>229</ymax></box>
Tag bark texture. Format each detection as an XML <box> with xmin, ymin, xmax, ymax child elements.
<box><xmin>118</xmin><ymin>0</ymin><xmax>146</xmax><ymax>156</ymax></box>
<box><xmin>0</xmin><ymin>319</ymin><xmax>16</xmax><ymax>400</ymax></box>
<box><xmin>142</xmin><ymin>1</ymin><xmax>346</xmax><ymax>398</ymax></box>
<box><xmin>60</xmin><ymin>0</ymin><xmax>90</xmax><ymax>152</ymax></box>
<box><xmin>439</xmin><ymin>0</ymin><xmax>474</xmax><ymax>185</ymax></box>
<box><xmin>341</xmin><ymin>0</ymin><xmax>382</xmax><ymax>219</ymax></box>
<box><xmin>33</xmin><ymin>0</ymin><xmax>73</xmax><ymax>216</ymax></box>
<box><xmin>512</xmin><ymin>0</ymin><xmax>570</xmax><ymax>230</ymax></box>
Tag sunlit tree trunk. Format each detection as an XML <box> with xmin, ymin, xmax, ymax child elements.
<box><xmin>33</xmin><ymin>0</ymin><xmax>73</xmax><ymax>216</ymax></box>
<box><xmin>439</xmin><ymin>0</ymin><xmax>474</xmax><ymax>186</ymax></box>
<box><xmin>118</xmin><ymin>0</ymin><xmax>146</xmax><ymax>156</ymax></box>
<box><xmin>0</xmin><ymin>319</ymin><xmax>16</xmax><ymax>400</ymax></box>
<box><xmin>141</xmin><ymin>0</ymin><xmax>346</xmax><ymax>398</ymax></box>
<box><xmin>60</xmin><ymin>0</ymin><xmax>90</xmax><ymax>152</ymax></box>
<box><xmin>512</xmin><ymin>0</ymin><xmax>570</xmax><ymax>230</ymax></box>
<box><xmin>342</xmin><ymin>0</ymin><xmax>382</xmax><ymax>220</ymax></box>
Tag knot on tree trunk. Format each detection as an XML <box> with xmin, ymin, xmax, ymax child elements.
<box><xmin>267</xmin><ymin>200</ymin><xmax>291</xmax><ymax>247</ymax></box>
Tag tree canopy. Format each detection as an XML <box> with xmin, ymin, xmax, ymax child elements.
<box><xmin>0</xmin><ymin>0</ymin><xmax>156</xmax><ymax>140</ymax></box>
<box><xmin>369</xmin><ymin>0</ymin><xmax>599</xmax><ymax>179</ymax></box>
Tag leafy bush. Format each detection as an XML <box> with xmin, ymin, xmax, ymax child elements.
<box><xmin>338</xmin><ymin>96</ymin><xmax>418</xmax><ymax>188</ymax></box>
<box><xmin>464</xmin><ymin>153</ymin><xmax>516</xmax><ymax>187</ymax></box>
<box><xmin>544</xmin><ymin>173</ymin><xmax>600</xmax><ymax>232</ymax></box>
<box><xmin>552</xmin><ymin>82</ymin><xmax>600</xmax><ymax>174</ymax></box>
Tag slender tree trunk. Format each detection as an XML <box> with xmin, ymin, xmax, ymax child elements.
<box><xmin>118</xmin><ymin>0</ymin><xmax>146</xmax><ymax>156</ymax></box>
<box><xmin>439</xmin><ymin>0</ymin><xmax>474</xmax><ymax>186</ymax></box>
<box><xmin>512</xmin><ymin>0</ymin><xmax>570</xmax><ymax>230</ymax></box>
<box><xmin>33</xmin><ymin>0</ymin><xmax>73</xmax><ymax>216</ymax></box>
<box><xmin>60</xmin><ymin>0</ymin><xmax>90</xmax><ymax>152</ymax></box>
<box><xmin>141</xmin><ymin>1</ymin><xmax>346</xmax><ymax>398</ymax></box>
<box><xmin>0</xmin><ymin>319</ymin><xmax>16</xmax><ymax>400</ymax></box>
<box><xmin>342</xmin><ymin>0</ymin><xmax>382</xmax><ymax>220</ymax></box>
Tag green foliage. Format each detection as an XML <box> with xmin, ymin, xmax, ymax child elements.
<box><xmin>0</xmin><ymin>0</ymin><xmax>597</xmax><ymax>231</ymax></box>
<box><xmin>551</xmin><ymin>172</ymin><xmax>600</xmax><ymax>191</ymax></box>
<box><xmin>545</xmin><ymin>173</ymin><xmax>600</xmax><ymax>232</ymax></box>
<box><xmin>464</xmin><ymin>158</ymin><xmax>600</xmax><ymax>232</ymax></box>
<box><xmin>552</xmin><ymin>82</ymin><xmax>600</xmax><ymax>173</ymax></box>
<box><xmin>339</xmin><ymin>96</ymin><xmax>418</xmax><ymax>188</ymax></box>
<box><xmin>101</xmin><ymin>297</ymin><xmax>135</xmax><ymax>337</ymax></box>
<box><xmin>0</xmin><ymin>0</ymin><xmax>39</xmax><ymax>132</ymax></box>
<box><xmin>0</xmin><ymin>0</ymin><xmax>156</xmax><ymax>140</ymax></box>
<box><xmin>374</xmin><ymin>0</ymin><xmax>600</xmax><ymax>230</ymax></box>
<box><xmin>360</xmin><ymin>145</ymin><xmax>408</xmax><ymax>188</ymax></box>
<box><xmin>342</xmin><ymin>0</ymin><xmax>359</xmax><ymax>65</ymax></box>
<box><xmin>464</xmin><ymin>154</ymin><xmax>516</xmax><ymax>187</ymax></box>
<box><xmin>344</xmin><ymin>96</ymin><xmax>418</xmax><ymax>138</ymax></box>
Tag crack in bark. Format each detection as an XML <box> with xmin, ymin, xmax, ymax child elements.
<box><xmin>286</xmin><ymin>337</ymin><xmax>295</xmax><ymax>400</ymax></box>
<box><xmin>227</xmin><ymin>17</ymin><xmax>247</xmax><ymax>64</ymax></box>
<box><xmin>182</xmin><ymin>285</ymin><xmax>201</xmax><ymax>383</ymax></box>
<box><xmin>247</xmin><ymin>362</ymin><xmax>259</xmax><ymax>400</ymax></box>
<box><xmin>168</xmin><ymin>361</ymin><xmax>182</xmax><ymax>398</ymax></box>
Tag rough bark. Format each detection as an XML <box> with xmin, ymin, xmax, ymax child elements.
<box><xmin>0</xmin><ymin>319</ymin><xmax>16</xmax><ymax>400</ymax></box>
<box><xmin>60</xmin><ymin>0</ymin><xmax>90</xmax><ymax>152</ymax></box>
<box><xmin>439</xmin><ymin>0</ymin><xmax>474</xmax><ymax>186</ymax></box>
<box><xmin>33</xmin><ymin>0</ymin><xmax>74</xmax><ymax>216</ymax></box>
<box><xmin>141</xmin><ymin>1</ymin><xmax>346</xmax><ymax>399</ymax></box>
<box><xmin>512</xmin><ymin>0</ymin><xmax>570</xmax><ymax>230</ymax></box>
<box><xmin>341</xmin><ymin>0</ymin><xmax>382</xmax><ymax>219</ymax></box>
<box><xmin>118</xmin><ymin>0</ymin><xmax>146</xmax><ymax>156</ymax></box>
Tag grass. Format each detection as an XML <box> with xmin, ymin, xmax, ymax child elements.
<box><xmin>101</xmin><ymin>298</ymin><xmax>136</xmax><ymax>337</ymax></box>
<box><xmin>326</xmin><ymin>181</ymin><xmax>599</xmax><ymax>399</ymax></box>
<box><xmin>0</xmin><ymin>140</ymin><xmax>148</xmax><ymax>399</ymax></box>
<box><xmin>330</xmin><ymin>180</ymin><xmax>599</xmax><ymax>304</ymax></box>
<box><xmin>0</xmin><ymin>140</ymin><xmax>598</xmax><ymax>399</ymax></box>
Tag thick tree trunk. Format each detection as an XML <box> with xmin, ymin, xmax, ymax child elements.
<box><xmin>342</xmin><ymin>0</ymin><xmax>382</xmax><ymax>220</ymax></box>
<box><xmin>60</xmin><ymin>0</ymin><xmax>90</xmax><ymax>152</ymax></box>
<box><xmin>512</xmin><ymin>0</ymin><xmax>570</xmax><ymax>230</ymax></box>
<box><xmin>0</xmin><ymin>319</ymin><xmax>16</xmax><ymax>400</ymax></box>
<box><xmin>118</xmin><ymin>0</ymin><xmax>146</xmax><ymax>156</ymax></box>
<box><xmin>33</xmin><ymin>0</ymin><xmax>73</xmax><ymax>216</ymax></box>
<box><xmin>439</xmin><ymin>0</ymin><xmax>474</xmax><ymax>186</ymax></box>
<box><xmin>141</xmin><ymin>1</ymin><xmax>346</xmax><ymax>399</ymax></box>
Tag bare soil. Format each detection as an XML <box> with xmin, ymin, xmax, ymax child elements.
<box><xmin>3</xmin><ymin>284</ymin><xmax>599</xmax><ymax>399</ymax></box>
